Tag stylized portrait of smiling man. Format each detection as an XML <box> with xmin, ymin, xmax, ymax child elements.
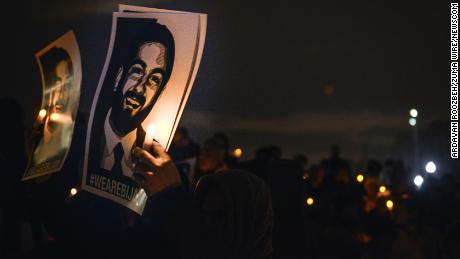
<box><xmin>83</xmin><ymin>11</ymin><xmax>205</xmax><ymax>213</ymax></box>
<box><xmin>101</xmin><ymin>26</ymin><xmax>175</xmax><ymax>178</ymax></box>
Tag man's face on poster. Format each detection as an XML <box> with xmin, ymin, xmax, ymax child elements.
<box><xmin>112</xmin><ymin>42</ymin><xmax>167</xmax><ymax>132</ymax></box>
<box><xmin>46</xmin><ymin>60</ymin><xmax>71</xmax><ymax>133</ymax></box>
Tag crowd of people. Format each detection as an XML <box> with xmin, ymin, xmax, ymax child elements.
<box><xmin>1</xmin><ymin>97</ymin><xmax>460</xmax><ymax>259</ymax></box>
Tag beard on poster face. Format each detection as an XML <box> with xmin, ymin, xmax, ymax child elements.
<box><xmin>108</xmin><ymin>41</ymin><xmax>170</xmax><ymax>137</ymax></box>
<box><xmin>110</xmin><ymin>81</ymin><xmax>155</xmax><ymax>136</ymax></box>
<box><xmin>123</xmin><ymin>90</ymin><xmax>146</xmax><ymax>116</ymax></box>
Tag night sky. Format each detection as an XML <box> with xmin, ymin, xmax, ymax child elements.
<box><xmin>5</xmin><ymin>0</ymin><xmax>451</xmax><ymax>165</ymax></box>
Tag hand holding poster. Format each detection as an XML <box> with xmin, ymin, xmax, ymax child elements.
<box><xmin>23</xmin><ymin>31</ymin><xmax>82</xmax><ymax>181</ymax></box>
<box><xmin>82</xmin><ymin>7</ymin><xmax>207</xmax><ymax>214</ymax></box>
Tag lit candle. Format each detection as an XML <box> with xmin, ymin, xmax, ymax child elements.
<box><xmin>70</xmin><ymin>188</ymin><xmax>78</xmax><ymax>196</ymax></box>
<box><xmin>232</xmin><ymin>148</ymin><xmax>243</xmax><ymax>158</ymax></box>
<box><xmin>144</xmin><ymin>123</ymin><xmax>156</xmax><ymax>149</ymax></box>
<box><xmin>50</xmin><ymin>113</ymin><xmax>60</xmax><ymax>122</ymax></box>
<box><xmin>386</xmin><ymin>200</ymin><xmax>394</xmax><ymax>210</ymax></box>
<box><xmin>37</xmin><ymin>109</ymin><xmax>47</xmax><ymax>124</ymax></box>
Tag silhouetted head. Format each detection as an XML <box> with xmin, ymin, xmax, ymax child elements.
<box><xmin>172</xmin><ymin>126</ymin><xmax>189</xmax><ymax>143</ymax></box>
<box><xmin>294</xmin><ymin>154</ymin><xmax>308</xmax><ymax>169</ymax></box>
<box><xmin>213</xmin><ymin>132</ymin><xmax>230</xmax><ymax>152</ymax></box>
<box><xmin>199</xmin><ymin>137</ymin><xmax>227</xmax><ymax>173</ymax></box>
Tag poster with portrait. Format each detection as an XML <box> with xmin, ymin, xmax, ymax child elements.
<box><xmin>118</xmin><ymin>5</ymin><xmax>207</xmax><ymax>137</ymax></box>
<box><xmin>82</xmin><ymin>11</ymin><xmax>206</xmax><ymax>214</ymax></box>
<box><xmin>22</xmin><ymin>31</ymin><xmax>82</xmax><ymax>181</ymax></box>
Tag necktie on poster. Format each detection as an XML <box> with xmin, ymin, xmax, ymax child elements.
<box><xmin>82</xmin><ymin>6</ymin><xmax>207</xmax><ymax>215</ymax></box>
<box><xmin>22</xmin><ymin>31</ymin><xmax>82</xmax><ymax>181</ymax></box>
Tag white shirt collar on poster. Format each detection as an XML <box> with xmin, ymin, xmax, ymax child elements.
<box><xmin>101</xmin><ymin>109</ymin><xmax>137</xmax><ymax>177</ymax></box>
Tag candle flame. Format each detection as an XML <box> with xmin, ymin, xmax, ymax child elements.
<box><xmin>38</xmin><ymin>109</ymin><xmax>47</xmax><ymax>119</ymax></box>
<box><xmin>146</xmin><ymin>123</ymin><xmax>156</xmax><ymax>139</ymax></box>
<box><xmin>143</xmin><ymin>123</ymin><xmax>156</xmax><ymax>149</ymax></box>
<box><xmin>386</xmin><ymin>200</ymin><xmax>394</xmax><ymax>210</ymax></box>
<box><xmin>70</xmin><ymin>188</ymin><xmax>78</xmax><ymax>196</ymax></box>
<box><xmin>356</xmin><ymin>174</ymin><xmax>364</xmax><ymax>183</ymax></box>
<box><xmin>233</xmin><ymin>148</ymin><xmax>243</xmax><ymax>158</ymax></box>
<box><xmin>50</xmin><ymin>113</ymin><xmax>60</xmax><ymax>121</ymax></box>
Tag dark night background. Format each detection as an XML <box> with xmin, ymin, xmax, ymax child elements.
<box><xmin>3</xmin><ymin>0</ymin><xmax>453</xmax><ymax>167</ymax></box>
<box><xmin>2</xmin><ymin>1</ymin><xmax>460</xmax><ymax>258</ymax></box>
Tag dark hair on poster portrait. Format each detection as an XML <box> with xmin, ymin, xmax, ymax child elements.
<box><xmin>41</xmin><ymin>47</ymin><xmax>73</xmax><ymax>87</ymax></box>
<box><xmin>86</xmin><ymin>17</ymin><xmax>175</xmax><ymax>191</ymax></box>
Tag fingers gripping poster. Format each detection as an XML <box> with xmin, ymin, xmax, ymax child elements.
<box><xmin>23</xmin><ymin>31</ymin><xmax>82</xmax><ymax>180</ymax></box>
<box><xmin>82</xmin><ymin>9</ymin><xmax>207</xmax><ymax>214</ymax></box>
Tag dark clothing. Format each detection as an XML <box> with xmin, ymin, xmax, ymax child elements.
<box><xmin>107</xmin><ymin>169</ymin><xmax>274</xmax><ymax>259</ymax></box>
<box><xmin>195</xmin><ymin>170</ymin><xmax>274</xmax><ymax>259</ymax></box>
<box><xmin>45</xmin><ymin>169</ymin><xmax>273</xmax><ymax>259</ymax></box>
<box><xmin>239</xmin><ymin>158</ymin><xmax>304</xmax><ymax>259</ymax></box>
